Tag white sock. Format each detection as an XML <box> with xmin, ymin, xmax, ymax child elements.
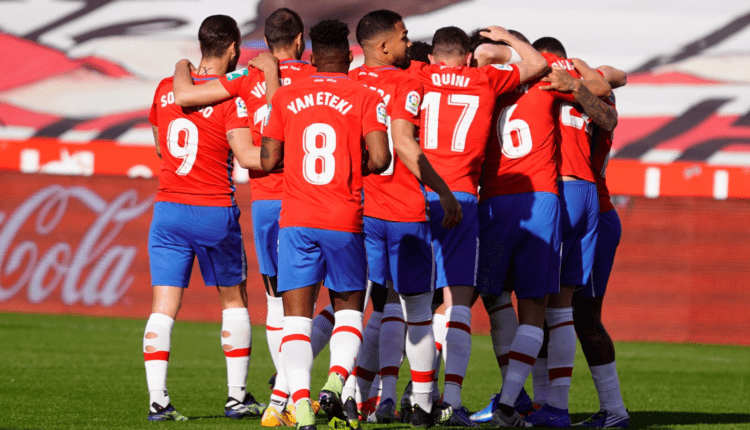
<box><xmin>222</xmin><ymin>307</ymin><xmax>252</xmax><ymax>401</ymax></box>
<box><xmin>379</xmin><ymin>303</ymin><xmax>405</xmax><ymax>402</ymax></box>
<box><xmin>443</xmin><ymin>305</ymin><xmax>472</xmax><ymax>408</ymax></box>
<box><xmin>342</xmin><ymin>373</ymin><xmax>357</xmax><ymax>404</ymax></box>
<box><xmin>532</xmin><ymin>358</ymin><xmax>550</xmax><ymax>406</ymax></box>
<box><xmin>282</xmin><ymin>316</ymin><xmax>313</xmax><ymax>404</ymax></box>
<box><xmin>329</xmin><ymin>310</ymin><xmax>363</xmax><ymax>380</ymax></box>
<box><xmin>546</xmin><ymin>307</ymin><xmax>575</xmax><ymax>410</ymax></box>
<box><xmin>312</xmin><ymin>305</ymin><xmax>335</xmax><ymax>357</ymax></box>
<box><xmin>590</xmin><ymin>362</ymin><xmax>628</xmax><ymax>417</ymax></box>
<box><xmin>400</xmin><ymin>292</ymin><xmax>435</xmax><ymax>413</ymax></box>
<box><xmin>499</xmin><ymin>324</ymin><xmax>544</xmax><ymax>407</ymax></box>
<box><xmin>354</xmin><ymin>311</ymin><xmax>382</xmax><ymax>405</ymax></box>
<box><xmin>431</xmin><ymin>312</ymin><xmax>447</xmax><ymax>403</ymax></box>
<box><xmin>368</xmin><ymin>374</ymin><xmax>382</xmax><ymax>404</ymax></box>
<box><xmin>266</xmin><ymin>295</ymin><xmax>284</xmax><ymax>375</ymax></box>
<box><xmin>144</xmin><ymin>313</ymin><xmax>174</xmax><ymax>409</ymax></box>
<box><xmin>485</xmin><ymin>292</ymin><xmax>518</xmax><ymax>380</ymax></box>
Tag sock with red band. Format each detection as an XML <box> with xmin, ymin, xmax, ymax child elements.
<box><xmin>546</xmin><ymin>307</ymin><xmax>575</xmax><ymax>410</ymax></box>
<box><xmin>485</xmin><ymin>292</ymin><xmax>518</xmax><ymax>380</ymax></box>
<box><xmin>443</xmin><ymin>305</ymin><xmax>472</xmax><ymax>408</ymax></box>
<box><xmin>353</xmin><ymin>311</ymin><xmax>382</xmax><ymax>404</ymax></box>
<box><xmin>266</xmin><ymin>295</ymin><xmax>284</xmax><ymax>375</ymax></box>
<box><xmin>222</xmin><ymin>307</ymin><xmax>252</xmax><ymax>401</ymax></box>
<box><xmin>329</xmin><ymin>310</ymin><xmax>363</xmax><ymax>380</ymax></box>
<box><xmin>282</xmin><ymin>316</ymin><xmax>313</xmax><ymax>404</ymax></box>
<box><xmin>431</xmin><ymin>312</ymin><xmax>447</xmax><ymax>403</ymax></box>
<box><xmin>143</xmin><ymin>312</ymin><xmax>174</xmax><ymax>410</ymax></box>
<box><xmin>312</xmin><ymin>305</ymin><xmax>335</xmax><ymax>357</ymax></box>
<box><xmin>499</xmin><ymin>324</ymin><xmax>544</xmax><ymax>408</ymax></box>
<box><xmin>380</xmin><ymin>303</ymin><xmax>406</xmax><ymax>403</ymax></box>
<box><xmin>400</xmin><ymin>292</ymin><xmax>435</xmax><ymax>413</ymax></box>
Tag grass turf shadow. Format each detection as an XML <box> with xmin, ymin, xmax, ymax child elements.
<box><xmin>566</xmin><ymin>411</ymin><xmax>750</xmax><ymax>429</ymax></box>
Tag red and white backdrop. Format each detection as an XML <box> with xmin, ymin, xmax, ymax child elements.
<box><xmin>1</xmin><ymin>0</ymin><xmax>749</xmax><ymax>345</ymax></box>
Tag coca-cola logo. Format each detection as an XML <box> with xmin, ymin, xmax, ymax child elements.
<box><xmin>0</xmin><ymin>185</ymin><xmax>153</xmax><ymax>306</ymax></box>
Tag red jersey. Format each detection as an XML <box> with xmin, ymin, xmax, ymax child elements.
<box><xmin>149</xmin><ymin>73</ymin><xmax>249</xmax><ymax>206</ymax></box>
<box><xmin>349</xmin><ymin>65</ymin><xmax>427</xmax><ymax>222</ymax></box>
<box><xmin>409</xmin><ymin>61</ymin><xmax>520</xmax><ymax>195</ymax></box>
<box><xmin>263</xmin><ymin>73</ymin><xmax>388</xmax><ymax>232</ymax></box>
<box><xmin>591</xmin><ymin>95</ymin><xmax>617</xmax><ymax>213</ymax></box>
<box><xmin>553</xmin><ymin>58</ymin><xmax>596</xmax><ymax>183</ymax></box>
<box><xmin>220</xmin><ymin>59</ymin><xmax>316</xmax><ymax>201</ymax></box>
<box><xmin>479</xmin><ymin>53</ymin><xmax>577</xmax><ymax>202</ymax></box>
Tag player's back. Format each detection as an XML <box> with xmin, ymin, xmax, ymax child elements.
<box><xmin>349</xmin><ymin>65</ymin><xmax>427</xmax><ymax>222</ymax></box>
<box><xmin>410</xmin><ymin>61</ymin><xmax>518</xmax><ymax>195</ymax></box>
<box><xmin>480</xmin><ymin>53</ymin><xmax>577</xmax><ymax>202</ymax></box>
<box><xmin>150</xmin><ymin>74</ymin><xmax>248</xmax><ymax>206</ymax></box>
<box><xmin>264</xmin><ymin>73</ymin><xmax>387</xmax><ymax>232</ymax></box>
<box><xmin>220</xmin><ymin>60</ymin><xmax>316</xmax><ymax>201</ymax></box>
<box><xmin>590</xmin><ymin>95</ymin><xmax>617</xmax><ymax>213</ymax></box>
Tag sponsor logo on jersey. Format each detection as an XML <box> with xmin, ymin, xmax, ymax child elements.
<box><xmin>235</xmin><ymin>98</ymin><xmax>248</xmax><ymax>118</ymax></box>
<box><xmin>377</xmin><ymin>103</ymin><xmax>387</xmax><ymax>125</ymax></box>
<box><xmin>225</xmin><ymin>68</ymin><xmax>248</xmax><ymax>81</ymax></box>
<box><xmin>490</xmin><ymin>64</ymin><xmax>513</xmax><ymax>71</ymax></box>
<box><xmin>405</xmin><ymin>91</ymin><xmax>420</xmax><ymax>115</ymax></box>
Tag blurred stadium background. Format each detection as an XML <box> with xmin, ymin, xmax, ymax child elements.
<box><xmin>1</xmin><ymin>0</ymin><xmax>749</xmax><ymax>347</ymax></box>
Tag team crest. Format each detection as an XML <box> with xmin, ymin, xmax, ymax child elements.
<box><xmin>235</xmin><ymin>97</ymin><xmax>247</xmax><ymax>118</ymax></box>
<box><xmin>225</xmin><ymin>68</ymin><xmax>248</xmax><ymax>81</ymax></box>
<box><xmin>490</xmin><ymin>64</ymin><xmax>513</xmax><ymax>71</ymax></box>
<box><xmin>377</xmin><ymin>103</ymin><xmax>387</xmax><ymax>125</ymax></box>
<box><xmin>405</xmin><ymin>91</ymin><xmax>421</xmax><ymax>115</ymax></box>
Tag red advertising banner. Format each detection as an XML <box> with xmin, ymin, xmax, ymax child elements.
<box><xmin>1</xmin><ymin>172</ymin><xmax>749</xmax><ymax>345</ymax></box>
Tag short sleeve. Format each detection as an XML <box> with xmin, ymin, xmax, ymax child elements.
<box><xmin>362</xmin><ymin>91</ymin><xmax>388</xmax><ymax>136</ymax></box>
<box><xmin>390</xmin><ymin>77</ymin><xmax>423</xmax><ymax>125</ymax></box>
<box><xmin>483</xmin><ymin>63</ymin><xmax>521</xmax><ymax>96</ymax></box>
<box><xmin>219</xmin><ymin>68</ymin><xmax>252</xmax><ymax>98</ymax></box>
<box><xmin>222</xmin><ymin>97</ymin><xmax>250</xmax><ymax>131</ymax></box>
<box><xmin>262</xmin><ymin>91</ymin><xmax>286</xmax><ymax>142</ymax></box>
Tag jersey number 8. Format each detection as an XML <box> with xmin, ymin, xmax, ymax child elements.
<box><xmin>303</xmin><ymin>123</ymin><xmax>337</xmax><ymax>185</ymax></box>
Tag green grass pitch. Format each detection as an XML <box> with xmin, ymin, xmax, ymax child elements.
<box><xmin>2</xmin><ymin>312</ymin><xmax>749</xmax><ymax>429</ymax></box>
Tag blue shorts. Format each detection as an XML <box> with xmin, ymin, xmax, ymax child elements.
<box><xmin>148</xmin><ymin>202</ymin><xmax>246</xmax><ymax>288</ymax></box>
<box><xmin>558</xmin><ymin>180</ymin><xmax>599</xmax><ymax>286</ymax></box>
<box><xmin>476</xmin><ymin>192</ymin><xmax>561</xmax><ymax>299</ymax></box>
<box><xmin>577</xmin><ymin>209</ymin><xmax>622</xmax><ymax>298</ymax></box>
<box><xmin>277</xmin><ymin>227</ymin><xmax>367</xmax><ymax>293</ymax></box>
<box><xmin>427</xmin><ymin>191</ymin><xmax>479</xmax><ymax>289</ymax></box>
<box><xmin>252</xmin><ymin>200</ymin><xmax>281</xmax><ymax>276</ymax></box>
<box><xmin>364</xmin><ymin>216</ymin><xmax>433</xmax><ymax>295</ymax></box>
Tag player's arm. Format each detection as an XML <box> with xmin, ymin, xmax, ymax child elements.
<box><xmin>391</xmin><ymin>119</ymin><xmax>462</xmax><ymax>228</ymax></box>
<box><xmin>151</xmin><ymin>125</ymin><xmax>161</xmax><ymax>159</ymax></box>
<box><xmin>473</xmin><ymin>43</ymin><xmax>519</xmax><ymax>67</ymax></box>
<box><xmin>363</xmin><ymin>130</ymin><xmax>391</xmax><ymax>175</ymax></box>
<box><xmin>541</xmin><ymin>67</ymin><xmax>618</xmax><ymax>131</ymax></box>
<box><xmin>172</xmin><ymin>59</ymin><xmax>232</xmax><ymax>107</ymax></box>
<box><xmin>228</xmin><ymin>128</ymin><xmax>261</xmax><ymax>170</ymax></box>
<box><xmin>479</xmin><ymin>26</ymin><xmax>548</xmax><ymax>83</ymax></box>
<box><xmin>248</xmin><ymin>53</ymin><xmax>280</xmax><ymax>105</ymax></box>
<box><xmin>260</xmin><ymin>136</ymin><xmax>284</xmax><ymax>172</ymax></box>
<box><xmin>569</xmin><ymin>58</ymin><xmax>611</xmax><ymax>98</ymax></box>
<box><xmin>595</xmin><ymin>65</ymin><xmax>627</xmax><ymax>89</ymax></box>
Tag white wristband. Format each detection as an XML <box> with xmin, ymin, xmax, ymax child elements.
<box><xmin>507</xmin><ymin>47</ymin><xmax>522</xmax><ymax>64</ymax></box>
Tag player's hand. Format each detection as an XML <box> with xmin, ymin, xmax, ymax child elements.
<box><xmin>479</xmin><ymin>26</ymin><xmax>513</xmax><ymax>43</ymax></box>
<box><xmin>569</xmin><ymin>58</ymin><xmax>591</xmax><ymax>71</ymax></box>
<box><xmin>540</xmin><ymin>67</ymin><xmax>581</xmax><ymax>93</ymax></box>
<box><xmin>176</xmin><ymin>59</ymin><xmax>195</xmax><ymax>72</ymax></box>
<box><xmin>248</xmin><ymin>52</ymin><xmax>279</xmax><ymax>73</ymax></box>
<box><xmin>439</xmin><ymin>192</ymin><xmax>462</xmax><ymax>228</ymax></box>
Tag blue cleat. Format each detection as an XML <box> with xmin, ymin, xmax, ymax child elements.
<box><xmin>447</xmin><ymin>406</ymin><xmax>479</xmax><ymax>427</ymax></box>
<box><xmin>148</xmin><ymin>402</ymin><xmax>188</xmax><ymax>421</ymax></box>
<box><xmin>225</xmin><ymin>392</ymin><xmax>267</xmax><ymax>419</ymax></box>
<box><xmin>525</xmin><ymin>403</ymin><xmax>571</xmax><ymax>427</ymax></box>
<box><xmin>514</xmin><ymin>388</ymin><xmax>534</xmax><ymax>416</ymax></box>
<box><xmin>574</xmin><ymin>409</ymin><xmax>630</xmax><ymax>428</ymax></box>
<box><xmin>469</xmin><ymin>393</ymin><xmax>497</xmax><ymax>423</ymax></box>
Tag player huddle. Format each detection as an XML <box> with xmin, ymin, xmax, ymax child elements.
<box><xmin>144</xmin><ymin>7</ymin><xmax>629</xmax><ymax>430</ymax></box>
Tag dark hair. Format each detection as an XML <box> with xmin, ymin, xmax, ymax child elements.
<box><xmin>408</xmin><ymin>41</ymin><xmax>432</xmax><ymax>63</ymax></box>
<box><xmin>533</xmin><ymin>36</ymin><xmax>567</xmax><ymax>58</ymax></box>
<box><xmin>431</xmin><ymin>26</ymin><xmax>470</xmax><ymax>58</ymax></box>
<box><xmin>309</xmin><ymin>19</ymin><xmax>350</xmax><ymax>56</ymax></box>
<box><xmin>199</xmin><ymin>15</ymin><xmax>240</xmax><ymax>59</ymax></box>
<box><xmin>264</xmin><ymin>8</ymin><xmax>304</xmax><ymax>51</ymax></box>
<box><xmin>356</xmin><ymin>9</ymin><xmax>403</xmax><ymax>45</ymax></box>
<box><xmin>469</xmin><ymin>28</ymin><xmax>504</xmax><ymax>53</ymax></box>
<box><xmin>509</xmin><ymin>29</ymin><xmax>529</xmax><ymax>44</ymax></box>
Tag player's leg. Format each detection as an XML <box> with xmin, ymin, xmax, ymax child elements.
<box><xmin>531</xmin><ymin>322</ymin><xmax>550</xmax><ymax>409</ymax></box>
<box><xmin>378</xmin><ymin>285</ymin><xmax>406</xmax><ymax>422</ymax></box>
<box><xmin>489</xmin><ymin>192</ymin><xmax>559</xmax><ymax>427</ymax></box>
<box><xmin>144</xmin><ymin>201</ymin><xmax>194</xmax><ymax>421</ymax></box>
<box><xmin>431</xmin><ymin>299</ymin><xmax>446</xmax><ymax>405</ymax></box>
<box><xmin>316</xmin><ymin>229</ymin><xmax>368</xmax><ymax>425</ymax></box>
<box><xmin>428</xmin><ymin>191</ymin><xmax>479</xmax><ymax>422</ymax></box>
<box><xmin>573</xmin><ymin>209</ymin><xmax>628</xmax><ymax>428</ymax></box>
